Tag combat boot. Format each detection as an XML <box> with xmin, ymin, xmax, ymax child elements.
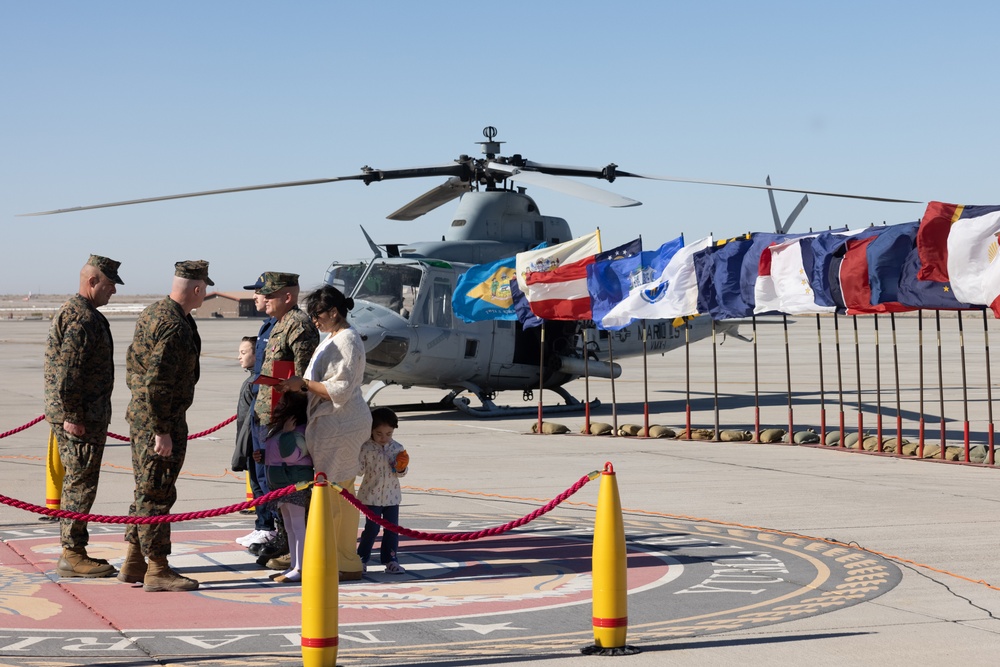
<box><xmin>117</xmin><ymin>542</ymin><xmax>147</xmax><ymax>583</ymax></box>
<box><xmin>56</xmin><ymin>547</ymin><xmax>116</xmax><ymax>578</ymax></box>
<box><xmin>143</xmin><ymin>556</ymin><xmax>199</xmax><ymax>592</ymax></box>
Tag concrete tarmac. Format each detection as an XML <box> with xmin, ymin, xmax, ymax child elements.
<box><xmin>1</xmin><ymin>314</ymin><xmax>999</xmax><ymax>666</ymax></box>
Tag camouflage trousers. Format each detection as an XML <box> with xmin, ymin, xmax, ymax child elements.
<box><xmin>53</xmin><ymin>423</ymin><xmax>108</xmax><ymax>550</ymax></box>
<box><xmin>124</xmin><ymin>426</ymin><xmax>188</xmax><ymax>558</ymax></box>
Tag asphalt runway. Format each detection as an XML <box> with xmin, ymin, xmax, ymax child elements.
<box><xmin>1</xmin><ymin>314</ymin><xmax>999</xmax><ymax>666</ymax></box>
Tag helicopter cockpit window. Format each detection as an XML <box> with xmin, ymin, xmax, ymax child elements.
<box><xmin>419</xmin><ymin>277</ymin><xmax>453</xmax><ymax>328</ymax></box>
<box><xmin>353</xmin><ymin>263</ymin><xmax>423</xmax><ymax>319</ymax></box>
<box><xmin>324</xmin><ymin>262</ymin><xmax>367</xmax><ymax>296</ymax></box>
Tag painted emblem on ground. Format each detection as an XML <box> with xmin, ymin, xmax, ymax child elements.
<box><xmin>0</xmin><ymin>511</ymin><xmax>900</xmax><ymax>665</ymax></box>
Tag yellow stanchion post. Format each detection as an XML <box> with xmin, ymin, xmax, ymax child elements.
<box><xmin>582</xmin><ymin>461</ymin><xmax>639</xmax><ymax>656</ymax></box>
<box><xmin>244</xmin><ymin>473</ymin><xmax>255</xmax><ymax>513</ymax></box>
<box><xmin>44</xmin><ymin>427</ymin><xmax>63</xmax><ymax>519</ymax></box>
<box><xmin>301</xmin><ymin>474</ymin><xmax>338</xmax><ymax>667</ymax></box>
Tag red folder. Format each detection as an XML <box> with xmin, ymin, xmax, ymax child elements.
<box><xmin>271</xmin><ymin>360</ymin><xmax>295</xmax><ymax>412</ymax></box>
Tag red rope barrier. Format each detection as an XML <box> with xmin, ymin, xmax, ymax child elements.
<box><xmin>0</xmin><ymin>470</ymin><xmax>601</xmax><ymax>543</ymax></box>
<box><xmin>0</xmin><ymin>414</ymin><xmax>237</xmax><ymax>442</ymax></box>
<box><xmin>0</xmin><ymin>481</ymin><xmax>304</xmax><ymax>524</ymax></box>
<box><xmin>0</xmin><ymin>415</ymin><xmax>45</xmax><ymax>439</ymax></box>
<box><xmin>337</xmin><ymin>471</ymin><xmax>600</xmax><ymax>542</ymax></box>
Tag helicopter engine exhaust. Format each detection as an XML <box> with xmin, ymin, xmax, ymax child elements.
<box><xmin>554</xmin><ymin>356</ymin><xmax>621</xmax><ymax>380</ymax></box>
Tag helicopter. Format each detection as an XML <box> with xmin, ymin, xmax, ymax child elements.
<box><xmin>23</xmin><ymin>127</ymin><xmax>918</xmax><ymax>416</ymax></box>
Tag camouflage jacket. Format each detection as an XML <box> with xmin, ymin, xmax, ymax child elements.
<box><xmin>125</xmin><ymin>296</ymin><xmax>201</xmax><ymax>434</ymax></box>
<box><xmin>43</xmin><ymin>294</ymin><xmax>114</xmax><ymax>429</ymax></box>
<box><xmin>254</xmin><ymin>307</ymin><xmax>318</xmax><ymax>425</ymax></box>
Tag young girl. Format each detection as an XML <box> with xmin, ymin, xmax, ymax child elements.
<box><xmin>263</xmin><ymin>392</ymin><xmax>312</xmax><ymax>584</ymax></box>
<box><xmin>356</xmin><ymin>407</ymin><xmax>409</xmax><ymax>574</ymax></box>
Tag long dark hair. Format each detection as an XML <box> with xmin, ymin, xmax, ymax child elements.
<box><xmin>305</xmin><ymin>285</ymin><xmax>355</xmax><ymax>320</ymax></box>
<box><xmin>266</xmin><ymin>392</ymin><xmax>308</xmax><ymax>439</ymax></box>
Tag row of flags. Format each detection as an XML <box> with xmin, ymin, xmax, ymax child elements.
<box><xmin>452</xmin><ymin>201</ymin><xmax>1000</xmax><ymax>329</ymax></box>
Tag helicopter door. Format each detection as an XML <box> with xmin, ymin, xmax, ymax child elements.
<box><xmin>411</xmin><ymin>274</ymin><xmax>476</xmax><ymax>383</ymax></box>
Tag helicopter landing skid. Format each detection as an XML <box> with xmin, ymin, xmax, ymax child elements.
<box><xmin>365</xmin><ymin>381</ymin><xmax>600</xmax><ymax>418</ymax></box>
<box><xmin>453</xmin><ymin>386</ymin><xmax>601</xmax><ymax>419</ymax></box>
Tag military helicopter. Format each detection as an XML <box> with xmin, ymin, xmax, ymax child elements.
<box><xmin>24</xmin><ymin>127</ymin><xmax>918</xmax><ymax>416</ymax></box>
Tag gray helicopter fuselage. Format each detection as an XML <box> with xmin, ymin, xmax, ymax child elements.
<box><xmin>329</xmin><ymin>256</ymin><xmax>578</xmax><ymax>393</ymax></box>
<box><xmin>400</xmin><ymin>190</ymin><xmax>573</xmax><ymax>264</ymax></box>
<box><xmin>324</xmin><ymin>188</ymin><xmax>740</xmax><ymax>403</ymax></box>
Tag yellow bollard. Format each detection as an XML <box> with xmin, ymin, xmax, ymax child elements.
<box><xmin>244</xmin><ymin>473</ymin><xmax>255</xmax><ymax>513</ymax></box>
<box><xmin>301</xmin><ymin>474</ymin><xmax>339</xmax><ymax>667</ymax></box>
<box><xmin>45</xmin><ymin>427</ymin><xmax>64</xmax><ymax>512</ymax></box>
<box><xmin>582</xmin><ymin>462</ymin><xmax>640</xmax><ymax>656</ymax></box>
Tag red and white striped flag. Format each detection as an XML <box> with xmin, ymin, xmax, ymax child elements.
<box><xmin>515</xmin><ymin>231</ymin><xmax>601</xmax><ymax>320</ymax></box>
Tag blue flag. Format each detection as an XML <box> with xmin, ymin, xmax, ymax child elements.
<box><xmin>897</xmin><ymin>248</ymin><xmax>978</xmax><ymax>310</ymax></box>
<box><xmin>585</xmin><ymin>238</ymin><xmax>644</xmax><ymax>326</ymax></box>
<box><xmin>695</xmin><ymin>237</ymin><xmax>756</xmax><ymax>319</ymax></box>
<box><xmin>452</xmin><ymin>254</ymin><xmax>520</xmax><ymax>323</ymax></box>
<box><xmin>867</xmin><ymin>221</ymin><xmax>918</xmax><ymax>305</ymax></box>
<box><xmin>453</xmin><ymin>243</ymin><xmax>549</xmax><ymax>323</ymax></box>
<box><xmin>598</xmin><ymin>236</ymin><xmax>686</xmax><ymax>330</ymax></box>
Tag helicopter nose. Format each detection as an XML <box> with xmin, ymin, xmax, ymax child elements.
<box><xmin>349</xmin><ymin>301</ymin><xmax>410</xmax><ymax>369</ymax></box>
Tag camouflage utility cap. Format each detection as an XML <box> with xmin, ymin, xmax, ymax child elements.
<box><xmin>88</xmin><ymin>254</ymin><xmax>124</xmax><ymax>285</ymax></box>
<box><xmin>256</xmin><ymin>272</ymin><xmax>299</xmax><ymax>295</ymax></box>
<box><xmin>243</xmin><ymin>273</ymin><xmax>266</xmax><ymax>290</ymax></box>
<box><xmin>175</xmin><ymin>260</ymin><xmax>215</xmax><ymax>286</ymax></box>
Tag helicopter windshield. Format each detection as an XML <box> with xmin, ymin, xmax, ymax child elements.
<box><xmin>326</xmin><ymin>260</ymin><xmax>423</xmax><ymax>319</ymax></box>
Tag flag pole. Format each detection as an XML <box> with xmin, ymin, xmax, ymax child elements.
<box><xmin>936</xmin><ymin>311</ymin><xmax>946</xmax><ymax>459</ymax></box>
<box><xmin>783</xmin><ymin>314</ymin><xmax>794</xmax><ymax>441</ymax></box>
<box><xmin>958</xmin><ymin>311</ymin><xmax>970</xmax><ymax>461</ymax></box>
<box><xmin>537</xmin><ymin>321</ymin><xmax>545</xmax><ymax>434</ymax></box>
<box><xmin>583</xmin><ymin>327</ymin><xmax>591</xmax><ymax>435</ymax></box>
<box><xmin>684</xmin><ymin>320</ymin><xmax>692</xmax><ymax>440</ymax></box>
<box><xmin>608</xmin><ymin>334</ymin><xmax>619</xmax><ymax>436</ymax></box>
<box><xmin>641</xmin><ymin>320</ymin><xmax>650</xmax><ymax>437</ymax></box>
<box><xmin>815</xmin><ymin>314</ymin><xmax>826</xmax><ymax>445</ymax></box>
<box><xmin>834</xmin><ymin>313</ymin><xmax>845</xmax><ymax>448</ymax></box>
<box><xmin>711</xmin><ymin>319</ymin><xmax>720</xmax><ymax>441</ymax></box>
<box><xmin>751</xmin><ymin>315</ymin><xmax>761</xmax><ymax>443</ymax></box>
<box><xmin>890</xmin><ymin>312</ymin><xmax>903</xmax><ymax>455</ymax></box>
<box><xmin>982</xmin><ymin>310</ymin><xmax>995</xmax><ymax>465</ymax></box>
<box><xmin>918</xmin><ymin>311</ymin><xmax>926</xmax><ymax>457</ymax></box>
<box><xmin>874</xmin><ymin>314</ymin><xmax>884</xmax><ymax>452</ymax></box>
<box><xmin>853</xmin><ymin>315</ymin><xmax>864</xmax><ymax>450</ymax></box>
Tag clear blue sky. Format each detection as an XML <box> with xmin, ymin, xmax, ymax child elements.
<box><xmin>3</xmin><ymin>1</ymin><xmax>997</xmax><ymax>294</ymax></box>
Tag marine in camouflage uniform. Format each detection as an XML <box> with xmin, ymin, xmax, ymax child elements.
<box><xmin>253</xmin><ymin>272</ymin><xmax>319</xmax><ymax>426</ymax></box>
<box><xmin>123</xmin><ymin>261</ymin><xmax>211</xmax><ymax>582</ymax></box>
<box><xmin>248</xmin><ymin>272</ymin><xmax>317</xmax><ymax>567</ymax></box>
<box><xmin>44</xmin><ymin>254</ymin><xmax>124</xmax><ymax>578</ymax></box>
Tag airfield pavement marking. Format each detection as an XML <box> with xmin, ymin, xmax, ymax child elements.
<box><xmin>0</xmin><ymin>509</ymin><xmax>902</xmax><ymax>665</ymax></box>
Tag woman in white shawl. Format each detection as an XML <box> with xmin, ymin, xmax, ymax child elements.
<box><xmin>278</xmin><ymin>285</ymin><xmax>371</xmax><ymax>581</ymax></box>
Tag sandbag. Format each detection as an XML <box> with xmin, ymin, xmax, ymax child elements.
<box><xmin>582</xmin><ymin>422</ymin><xmax>614</xmax><ymax>435</ymax></box>
<box><xmin>531</xmin><ymin>421</ymin><xmax>570</xmax><ymax>434</ymax></box>
<box><xmin>720</xmin><ymin>429</ymin><xmax>752</xmax><ymax>442</ymax></box>
<box><xmin>759</xmin><ymin>428</ymin><xmax>786</xmax><ymax>443</ymax></box>
<box><xmin>647</xmin><ymin>425</ymin><xmax>676</xmax><ymax>439</ymax></box>
<box><xmin>793</xmin><ymin>430</ymin><xmax>821</xmax><ymax>444</ymax></box>
<box><xmin>618</xmin><ymin>424</ymin><xmax>643</xmax><ymax>437</ymax></box>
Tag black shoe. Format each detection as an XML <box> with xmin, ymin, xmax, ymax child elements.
<box><xmin>257</xmin><ymin>549</ymin><xmax>289</xmax><ymax>568</ymax></box>
<box><xmin>251</xmin><ymin>530</ymin><xmax>289</xmax><ymax>558</ymax></box>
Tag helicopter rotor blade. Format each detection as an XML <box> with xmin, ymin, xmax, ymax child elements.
<box><xmin>387</xmin><ymin>176</ymin><xmax>472</xmax><ymax>221</ymax></box>
<box><xmin>613</xmin><ymin>170</ymin><xmax>921</xmax><ymax>204</ymax></box>
<box><xmin>766</xmin><ymin>175</ymin><xmax>781</xmax><ymax>232</ymax></box>
<box><xmin>19</xmin><ymin>163</ymin><xmax>469</xmax><ymax>217</ymax></box>
<box><xmin>487</xmin><ymin>162</ymin><xmax>641</xmax><ymax>208</ymax></box>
